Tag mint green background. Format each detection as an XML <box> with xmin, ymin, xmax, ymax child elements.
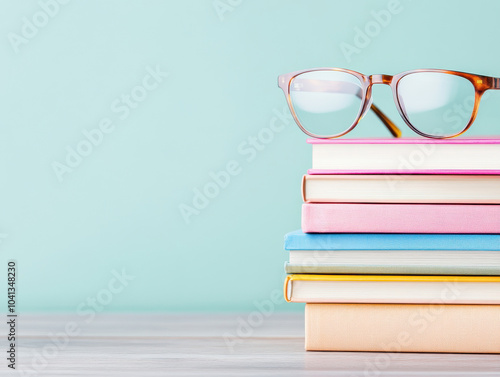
<box><xmin>1</xmin><ymin>0</ymin><xmax>500</xmax><ymax>312</ymax></box>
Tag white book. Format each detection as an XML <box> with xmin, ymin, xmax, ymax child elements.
<box><xmin>286</xmin><ymin>249</ymin><xmax>500</xmax><ymax>275</ymax></box>
<box><xmin>308</xmin><ymin>138</ymin><xmax>500</xmax><ymax>172</ymax></box>
<box><xmin>302</xmin><ymin>174</ymin><xmax>500</xmax><ymax>203</ymax></box>
<box><xmin>285</xmin><ymin>275</ymin><xmax>500</xmax><ymax>304</ymax></box>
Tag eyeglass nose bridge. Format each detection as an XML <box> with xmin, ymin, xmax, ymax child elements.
<box><xmin>369</xmin><ymin>74</ymin><xmax>393</xmax><ymax>85</ymax></box>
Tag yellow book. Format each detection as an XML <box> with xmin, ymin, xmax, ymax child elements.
<box><xmin>284</xmin><ymin>274</ymin><xmax>500</xmax><ymax>304</ymax></box>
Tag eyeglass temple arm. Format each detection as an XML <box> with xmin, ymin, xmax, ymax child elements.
<box><xmin>291</xmin><ymin>79</ymin><xmax>402</xmax><ymax>138</ymax></box>
<box><xmin>369</xmin><ymin>103</ymin><xmax>401</xmax><ymax>138</ymax></box>
<box><xmin>492</xmin><ymin>77</ymin><xmax>500</xmax><ymax>89</ymax></box>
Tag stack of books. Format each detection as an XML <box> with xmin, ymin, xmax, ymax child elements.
<box><xmin>284</xmin><ymin>138</ymin><xmax>500</xmax><ymax>353</ymax></box>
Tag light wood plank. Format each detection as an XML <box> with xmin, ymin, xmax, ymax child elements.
<box><xmin>12</xmin><ymin>313</ymin><xmax>500</xmax><ymax>376</ymax></box>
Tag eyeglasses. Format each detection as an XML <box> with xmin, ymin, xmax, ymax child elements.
<box><xmin>277</xmin><ymin>68</ymin><xmax>500</xmax><ymax>139</ymax></box>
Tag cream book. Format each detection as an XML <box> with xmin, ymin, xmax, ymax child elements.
<box><xmin>284</xmin><ymin>275</ymin><xmax>500</xmax><ymax>304</ymax></box>
<box><xmin>305</xmin><ymin>303</ymin><xmax>500</xmax><ymax>353</ymax></box>
<box><xmin>302</xmin><ymin>174</ymin><xmax>500</xmax><ymax>204</ymax></box>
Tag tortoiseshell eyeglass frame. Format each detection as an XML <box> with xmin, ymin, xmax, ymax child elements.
<box><xmin>277</xmin><ymin>68</ymin><xmax>500</xmax><ymax>139</ymax></box>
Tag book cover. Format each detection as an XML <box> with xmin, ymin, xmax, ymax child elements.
<box><xmin>302</xmin><ymin>174</ymin><xmax>500</xmax><ymax>204</ymax></box>
<box><xmin>308</xmin><ymin>169</ymin><xmax>500</xmax><ymax>175</ymax></box>
<box><xmin>305</xmin><ymin>303</ymin><xmax>500</xmax><ymax>353</ymax></box>
<box><xmin>306</xmin><ymin>138</ymin><xmax>500</xmax><ymax>171</ymax></box>
<box><xmin>307</xmin><ymin>138</ymin><xmax>500</xmax><ymax>144</ymax></box>
<box><xmin>284</xmin><ymin>263</ymin><xmax>500</xmax><ymax>275</ymax></box>
<box><xmin>301</xmin><ymin>203</ymin><xmax>500</xmax><ymax>233</ymax></box>
<box><xmin>284</xmin><ymin>274</ymin><xmax>500</xmax><ymax>304</ymax></box>
<box><xmin>284</xmin><ymin>230</ymin><xmax>500</xmax><ymax>251</ymax></box>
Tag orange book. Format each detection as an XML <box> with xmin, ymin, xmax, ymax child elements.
<box><xmin>305</xmin><ymin>303</ymin><xmax>500</xmax><ymax>353</ymax></box>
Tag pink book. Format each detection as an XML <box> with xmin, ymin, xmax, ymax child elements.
<box><xmin>302</xmin><ymin>203</ymin><xmax>500</xmax><ymax>234</ymax></box>
<box><xmin>307</xmin><ymin>138</ymin><xmax>500</xmax><ymax>144</ymax></box>
<box><xmin>308</xmin><ymin>169</ymin><xmax>500</xmax><ymax>175</ymax></box>
<box><xmin>307</xmin><ymin>138</ymin><xmax>500</xmax><ymax>171</ymax></box>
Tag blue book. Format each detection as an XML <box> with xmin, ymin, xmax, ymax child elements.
<box><xmin>284</xmin><ymin>230</ymin><xmax>500</xmax><ymax>251</ymax></box>
<box><xmin>284</xmin><ymin>230</ymin><xmax>500</xmax><ymax>275</ymax></box>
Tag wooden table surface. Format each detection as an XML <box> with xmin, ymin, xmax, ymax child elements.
<box><xmin>15</xmin><ymin>313</ymin><xmax>500</xmax><ymax>376</ymax></box>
